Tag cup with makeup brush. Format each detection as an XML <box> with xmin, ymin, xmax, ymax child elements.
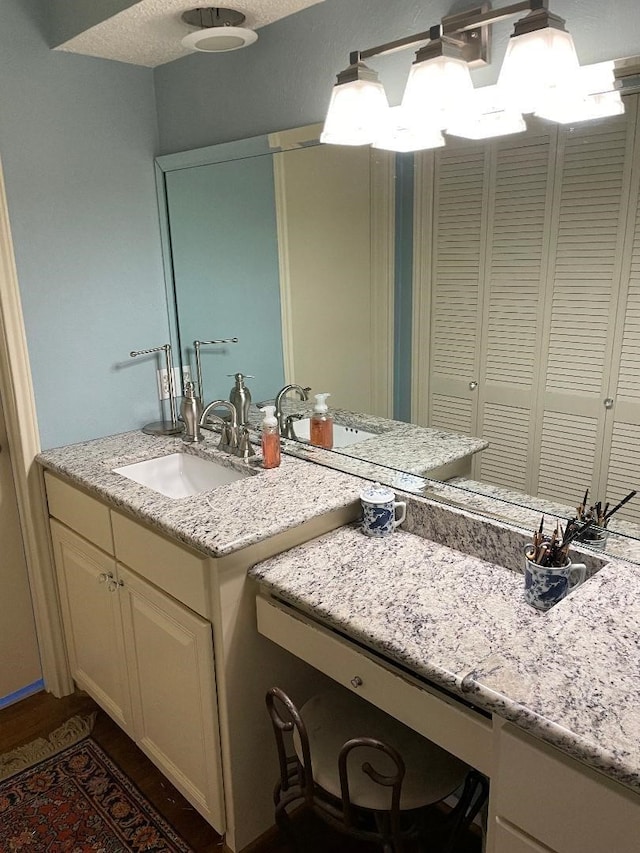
<box><xmin>524</xmin><ymin>517</ymin><xmax>586</xmax><ymax>611</ymax></box>
<box><xmin>571</xmin><ymin>490</ymin><xmax>637</xmax><ymax>551</ymax></box>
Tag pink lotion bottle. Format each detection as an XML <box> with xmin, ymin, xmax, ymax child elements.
<box><xmin>310</xmin><ymin>393</ymin><xmax>334</xmax><ymax>449</ymax></box>
<box><xmin>260</xmin><ymin>405</ymin><xmax>281</xmax><ymax>469</ymax></box>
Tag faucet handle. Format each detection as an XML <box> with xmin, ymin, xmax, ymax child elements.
<box><xmin>219</xmin><ymin>422</ymin><xmax>238</xmax><ymax>453</ymax></box>
<box><xmin>237</xmin><ymin>427</ymin><xmax>256</xmax><ymax>460</ymax></box>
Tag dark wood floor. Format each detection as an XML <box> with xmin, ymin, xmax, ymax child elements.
<box><xmin>0</xmin><ymin>690</ymin><xmax>481</xmax><ymax>853</ymax></box>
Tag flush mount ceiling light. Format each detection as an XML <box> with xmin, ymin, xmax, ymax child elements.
<box><xmin>181</xmin><ymin>7</ymin><xmax>258</xmax><ymax>53</ymax></box>
<box><xmin>321</xmin><ymin>0</ymin><xmax>627</xmax><ymax>154</ymax></box>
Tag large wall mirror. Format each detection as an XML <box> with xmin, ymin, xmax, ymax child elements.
<box><xmin>155</xmin><ymin>97</ymin><xmax>640</xmax><ymax>553</ymax></box>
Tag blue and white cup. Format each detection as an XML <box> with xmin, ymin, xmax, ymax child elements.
<box><xmin>360</xmin><ymin>483</ymin><xmax>406</xmax><ymax>537</ymax></box>
<box><xmin>523</xmin><ymin>547</ymin><xmax>586</xmax><ymax>611</ymax></box>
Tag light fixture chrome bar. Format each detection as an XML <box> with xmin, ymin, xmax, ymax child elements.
<box><xmin>442</xmin><ymin>0</ymin><xmax>546</xmax><ymax>36</ymax></box>
<box><xmin>354</xmin><ymin>0</ymin><xmax>548</xmax><ymax>68</ymax></box>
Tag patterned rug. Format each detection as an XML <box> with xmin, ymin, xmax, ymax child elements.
<box><xmin>0</xmin><ymin>716</ymin><xmax>195</xmax><ymax>852</ymax></box>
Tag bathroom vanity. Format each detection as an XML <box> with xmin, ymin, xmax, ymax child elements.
<box><xmin>38</xmin><ymin>430</ymin><xmax>640</xmax><ymax>852</ymax></box>
<box><xmin>38</xmin><ymin>430</ymin><xmax>362</xmax><ymax>852</ymax></box>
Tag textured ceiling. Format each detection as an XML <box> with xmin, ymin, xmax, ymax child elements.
<box><xmin>55</xmin><ymin>0</ymin><xmax>326</xmax><ymax>67</ymax></box>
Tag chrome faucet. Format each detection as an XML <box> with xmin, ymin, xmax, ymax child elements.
<box><xmin>274</xmin><ymin>384</ymin><xmax>311</xmax><ymax>437</ymax></box>
<box><xmin>200</xmin><ymin>400</ymin><xmax>239</xmax><ymax>454</ymax></box>
<box><xmin>199</xmin><ymin>400</ymin><xmax>256</xmax><ymax>460</ymax></box>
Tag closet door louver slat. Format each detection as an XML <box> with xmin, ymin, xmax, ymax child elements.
<box><xmin>478</xmin><ymin>403</ymin><xmax>531</xmax><ymax>489</ymax></box>
<box><xmin>476</xmin><ymin>131</ymin><xmax>554</xmax><ymax>491</ymax></box>
<box><xmin>544</xmin><ymin>119</ymin><xmax>627</xmax><ymax>399</ymax></box>
<box><xmin>605</xmin><ymin>422</ymin><xmax>640</xmax><ymax>522</ymax></box>
<box><xmin>537</xmin><ymin>411</ymin><xmax>599</xmax><ymax>505</ymax></box>
<box><xmin>429</xmin><ymin>145</ymin><xmax>488</xmax><ymax>437</ymax></box>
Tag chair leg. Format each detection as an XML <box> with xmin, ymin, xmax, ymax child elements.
<box><xmin>440</xmin><ymin>770</ymin><xmax>489</xmax><ymax>853</ymax></box>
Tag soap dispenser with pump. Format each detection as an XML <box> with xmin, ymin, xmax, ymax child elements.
<box><xmin>260</xmin><ymin>405</ymin><xmax>281</xmax><ymax>469</ymax></box>
<box><xmin>310</xmin><ymin>393</ymin><xmax>333</xmax><ymax>449</ymax></box>
<box><xmin>229</xmin><ymin>373</ymin><xmax>253</xmax><ymax>426</ymax></box>
<box><xmin>181</xmin><ymin>381</ymin><xmax>204</xmax><ymax>443</ymax></box>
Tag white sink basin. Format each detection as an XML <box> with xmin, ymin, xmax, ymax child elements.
<box><xmin>291</xmin><ymin>419</ymin><xmax>377</xmax><ymax>449</ymax></box>
<box><xmin>113</xmin><ymin>452</ymin><xmax>249</xmax><ymax>499</ymax></box>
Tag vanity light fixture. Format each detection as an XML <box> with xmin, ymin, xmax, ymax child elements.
<box><xmin>321</xmin><ymin>0</ymin><xmax>625</xmax><ymax>153</ymax></box>
<box><xmin>534</xmin><ymin>61</ymin><xmax>625</xmax><ymax>124</ymax></box>
<box><xmin>320</xmin><ymin>58</ymin><xmax>390</xmax><ymax>145</ymax></box>
<box><xmin>372</xmin><ymin>107</ymin><xmax>446</xmax><ymax>152</ymax></box>
<box><xmin>496</xmin><ymin>2</ymin><xmax>581</xmax><ymax>114</ymax></box>
<box><xmin>401</xmin><ymin>30</ymin><xmax>476</xmax><ymax>129</ymax></box>
<box><xmin>447</xmin><ymin>85</ymin><xmax>527</xmax><ymax>139</ymax></box>
<box><xmin>181</xmin><ymin>7</ymin><xmax>258</xmax><ymax>53</ymax></box>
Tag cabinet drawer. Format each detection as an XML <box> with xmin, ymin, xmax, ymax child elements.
<box><xmin>112</xmin><ymin>512</ymin><xmax>210</xmax><ymax>618</ymax></box>
<box><xmin>256</xmin><ymin>595</ymin><xmax>492</xmax><ymax>776</ymax></box>
<box><xmin>45</xmin><ymin>471</ymin><xmax>112</xmax><ymax>554</ymax></box>
<box><xmin>495</xmin><ymin>723</ymin><xmax>640</xmax><ymax>853</ymax></box>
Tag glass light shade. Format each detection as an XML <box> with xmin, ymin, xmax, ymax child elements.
<box><xmin>320</xmin><ymin>78</ymin><xmax>390</xmax><ymax>146</ymax></box>
<box><xmin>580</xmin><ymin>61</ymin><xmax>616</xmax><ymax>95</ymax></box>
<box><xmin>535</xmin><ymin>90</ymin><xmax>624</xmax><ymax>124</ymax></box>
<box><xmin>446</xmin><ymin>85</ymin><xmax>527</xmax><ymax>139</ymax></box>
<box><xmin>535</xmin><ymin>61</ymin><xmax>624</xmax><ymax>124</ymax></box>
<box><xmin>373</xmin><ymin>107</ymin><xmax>445</xmax><ymax>152</ymax></box>
<box><xmin>401</xmin><ymin>55</ymin><xmax>475</xmax><ymax>129</ymax></box>
<box><xmin>498</xmin><ymin>26</ymin><xmax>581</xmax><ymax>114</ymax></box>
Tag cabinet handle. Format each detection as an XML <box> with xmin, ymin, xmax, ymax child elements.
<box><xmin>107</xmin><ymin>579</ymin><xmax>124</xmax><ymax>593</ymax></box>
<box><xmin>350</xmin><ymin>676</ymin><xmax>363</xmax><ymax>688</ymax></box>
<box><xmin>604</xmin><ymin>397</ymin><xmax>614</xmax><ymax>409</ymax></box>
<box><xmin>469</xmin><ymin>381</ymin><xmax>478</xmax><ymax>391</ymax></box>
<box><xmin>98</xmin><ymin>571</ymin><xmax>114</xmax><ymax>584</ymax></box>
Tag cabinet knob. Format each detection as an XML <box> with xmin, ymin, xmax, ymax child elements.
<box><xmin>98</xmin><ymin>571</ymin><xmax>114</xmax><ymax>584</ymax></box>
<box><xmin>469</xmin><ymin>381</ymin><xmax>478</xmax><ymax>391</ymax></box>
<box><xmin>350</xmin><ymin>676</ymin><xmax>363</xmax><ymax>688</ymax></box>
<box><xmin>107</xmin><ymin>578</ymin><xmax>124</xmax><ymax>593</ymax></box>
<box><xmin>604</xmin><ymin>397</ymin><xmax>614</xmax><ymax>410</ymax></box>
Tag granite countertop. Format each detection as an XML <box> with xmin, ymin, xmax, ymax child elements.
<box><xmin>37</xmin><ymin>430</ymin><xmax>365</xmax><ymax>557</ymax></box>
<box><xmin>249</xmin><ymin>525</ymin><xmax>640</xmax><ymax>795</ymax></box>
<box><xmin>248</xmin><ymin>405</ymin><xmax>488</xmax><ymax>475</ymax></box>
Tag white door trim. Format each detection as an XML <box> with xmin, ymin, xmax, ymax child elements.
<box><xmin>0</xmin><ymin>157</ymin><xmax>72</xmax><ymax>697</ymax></box>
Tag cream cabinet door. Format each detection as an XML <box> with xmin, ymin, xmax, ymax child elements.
<box><xmin>117</xmin><ymin>562</ymin><xmax>225</xmax><ymax>832</ymax></box>
<box><xmin>493</xmin><ymin>817</ymin><xmax>557</xmax><ymax>852</ymax></box>
<box><xmin>50</xmin><ymin>520</ymin><xmax>133</xmax><ymax>734</ymax></box>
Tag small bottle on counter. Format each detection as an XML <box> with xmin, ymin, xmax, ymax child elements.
<box><xmin>310</xmin><ymin>393</ymin><xmax>333</xmax><ymax>449</ymax></box>
<box><xmin>260</xmin><ymin>405</ymin><xmax>281</xmax><ymax>469</ymax></box>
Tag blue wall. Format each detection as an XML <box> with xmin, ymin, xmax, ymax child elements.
<box><xmin>165</xmin><ymin>154</ymin><xmax>285</xmax><ymax>404</ymax></box>
<box><xmin>0</xmin><ymin>0</ymin><xmax>166</xmax><ymax>449</ymax></box>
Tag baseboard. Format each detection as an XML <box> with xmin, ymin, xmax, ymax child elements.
<box><xmin>0</xmin><ymin>679</ymin><xmax>44</xmax><ymax>709</ymax></box>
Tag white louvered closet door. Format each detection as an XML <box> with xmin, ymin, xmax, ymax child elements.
<box><xmin>475</xmin><ymin>127</ymin><xmax>556</xmax><ymax>491</ymax></box>
<box><xmin>533</xmin><ymin>112</ymin><xmax>636</xmax><ymax>507</ymax></box>
<box><xmin>415</xmin><ymin>96</ymin><xmax>640</xmax><ymax>517</ymax></box>
<box><xmin>427</xmin><ymin>142</ymin><xmax>489</xmax><ymax>436</ymax></box>
<box><xmin>600</xmin><ymin>98</ymin><xmax>640</xmax><ymax>523</ymax></box>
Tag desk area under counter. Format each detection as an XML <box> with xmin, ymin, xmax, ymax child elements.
<box><xmin>249</xmin><ymin>524</ymin><xmax>640</xmax><ymax>853</ymax></box>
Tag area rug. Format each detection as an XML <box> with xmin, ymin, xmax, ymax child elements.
<box><xmin>0</xmin><ymin>716</ymin><xmax>195</xmax><ymax>852</ymax></box>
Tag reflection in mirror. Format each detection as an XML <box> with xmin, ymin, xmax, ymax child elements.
<box><xmin>155</xmin><ymin>101</ymin><xmax>640</xmax><ymax>560</ymax></box>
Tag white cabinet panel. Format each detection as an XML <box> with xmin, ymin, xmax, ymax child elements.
<box><xmin>118</xmin><ymin>563</ymin><xmax>224</xmax><ymax>830</ymax></box>
<box><xmin>50</xmin><ymin>520</ymin><xmax>132</xmax><ymax>734</ymax></box>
